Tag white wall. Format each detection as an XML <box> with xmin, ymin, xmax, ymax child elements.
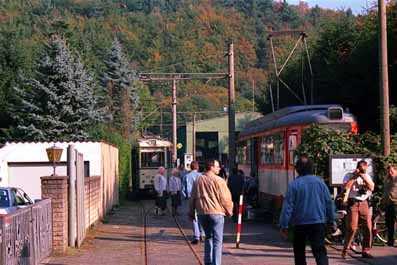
<box><xmin>0</xmin><ymin>142</ymin><xmax>103</xmax><ymax>197</ymax></box>
<box><xmin>9</xmin><ymin>164</ymin><xmax>67</xmax><ymax>200</ymax></box>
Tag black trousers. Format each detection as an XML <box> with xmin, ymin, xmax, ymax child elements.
<box><xmin>293</xmin><ymin>223</ymin><xmax>328</xmax><ymax>265</ymax></box>
<box><xmin>385</xmin><ymin>203</ymin><xmax>397</xmax><ymax>245</ymax></box>
<box><xmin>155</xmin><ymin>195</ymin><xmax>166</xmax><ymax>211</ymax></box>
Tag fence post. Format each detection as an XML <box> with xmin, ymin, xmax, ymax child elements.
<box><xmin>67</xmin><ymin>145</ymin><xmax>77</xmax><ymax>247</ymax></box>
<box><xmin>235</xmin><ymin>194</ymin><xmax>244</xmax><ymax>248</ymax></box>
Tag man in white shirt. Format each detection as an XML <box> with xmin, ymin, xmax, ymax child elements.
<box><xmin>169</xmin><ymin>168</ymin><xmax>182</xmax><ymax>216</ymax></box>
<box><xmin>342</xmin><ymin>160</ymin><xmax>375</xmax><ymax>259</ymax></box>
<box><xmin>154</xmin><ymin>167</ymin><xmax>167</xmax><ymax>215</ymax></box>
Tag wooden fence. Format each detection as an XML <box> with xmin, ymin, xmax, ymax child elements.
<box><xmin>0</xmin><ymin>199</ymin><xmax>52</xmax><ymax>265</ymax></box>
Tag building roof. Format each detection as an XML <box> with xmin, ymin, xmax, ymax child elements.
<box><xmin>138</xmin><ymin>138</ymin><xmax>172</xmax><ymax>148</ymax></box>
<box><xmin>185</xmin><ymin>112</ymin><xmax>263</xmax><ymax>131</ymax></box>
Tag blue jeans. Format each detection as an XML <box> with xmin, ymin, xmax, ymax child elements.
<box><xmin>193</xmin><ymin>217</ymin><xmax>201</xmax><ymax>240</ymax></box>
<box><xmin>198</xmin><ymin>214</ymin><xmax>225</xmax><ymax>265</ymax></box>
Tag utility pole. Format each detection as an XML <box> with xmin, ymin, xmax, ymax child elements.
<box><xmin>252</xmin><ymin>79</ymin><xmax>255</xmax><ymax>112</ymax></box>
<box><xmin>172</xmin><ymin>79</ymin><xmax>177</xmax><ymax>165</ymax></box>
<box><xmin>228</xmin><ymin>43</ymin><xmax>236</xmax><ymax>175</ymax></box>
<box><xmin>160</xmin><ymin>108</ymin><xmax>163</xmax><ymax>137</ymax></box>
<box><xmin>378</xmin><ymin>0</ymin><xmax>390</xmax><ymax>156</ymax></box>
<box><xmin>192</xmin><ymin>112</ymin><xmax>196</xmax><ymax>161</ymax></box>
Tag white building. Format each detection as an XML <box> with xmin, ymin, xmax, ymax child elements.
<box><xmin>0</xmin><ymin>141</ymin><xmax>119</xmax><ymax>206</ymax></box>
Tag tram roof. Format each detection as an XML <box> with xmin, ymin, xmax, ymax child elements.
<box><xmin>239</xmin><ymin>104</ymin><xmax>356</xmax><ymax>138</ymax></box>
<box><xmin>138</xmin><ymin>137</ymin><xmax>172</xmax><ymax>148</ymax></box>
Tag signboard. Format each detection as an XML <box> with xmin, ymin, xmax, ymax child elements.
<box><xmin>184</xmin><ymin>153</ymin><xmax>193</xmax><ymax>171</ymax></box>
<box><xmin>329</xmin><ymin>155</ymin><xmax>374</xmax><ymax>186</ymax></box>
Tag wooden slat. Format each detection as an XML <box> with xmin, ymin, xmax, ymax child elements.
<box><xmin>0</xmin><ymin>199</ymin><xmax>52</xmax><ymax>265</ymax></box>
<box><xmin>76</xmin><ymin>152</ymin><xmax>86</xmax><ymax>247</ymax></box>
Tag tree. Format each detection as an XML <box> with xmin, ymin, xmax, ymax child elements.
<box><xmin>391</xmin><ymin>105</ymin><xmax>397</xmax><ymax>133</ymax></box>
<box><xmin>8</xmin><ymin>35</ymin><xmax>101</xmax><ymax>141</ymax></box>
<box><xmin>101</xmin><ymin>38</ymin><xmax>139</xmax><ymax>139</ymax></box>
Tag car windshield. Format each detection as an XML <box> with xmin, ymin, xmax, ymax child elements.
<box><xmin>0</xmin><ymin>189</ymin><xmax>10</xmax><ymax>208</ymax></box>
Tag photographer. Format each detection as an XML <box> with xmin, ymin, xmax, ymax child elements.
<box><xmin>341</xmin><ymin>160</ymin><xmax>375</xmax><ymax>259</ymax></box>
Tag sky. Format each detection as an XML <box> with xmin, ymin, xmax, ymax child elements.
<box><xmin>287</xmin><ymin>0</ymin><xmax>375</xmax><ymax>14</ymax></box>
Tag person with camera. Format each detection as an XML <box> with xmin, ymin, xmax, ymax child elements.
<box><xmin>341</xmin><ymin>160</ymin><xmax>375</xmax><ymax>259</ymax></box>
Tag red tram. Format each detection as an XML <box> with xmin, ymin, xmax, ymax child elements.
<box><xmin>237</xmin><ymin>105</ymin><xmax>358</xmax><ymax>206</ymax></box>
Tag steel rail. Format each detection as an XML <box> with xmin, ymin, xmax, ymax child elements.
<box><xmin>141</xmin><ymin>201</ymin><xmax>203</xmax><ymax>265</ymax></box>
<box><xmin>173</xmin><ymin>214</ymin><xmax>204</xmax><ymax>265</ymax></box>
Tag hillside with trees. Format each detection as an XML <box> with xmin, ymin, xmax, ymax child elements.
<box><xmin>0</xmin><ymin>0</ymin><xmax>396</xmax><ymax>141</ymax></box>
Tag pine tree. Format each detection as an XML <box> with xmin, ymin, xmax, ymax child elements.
<box><xmin>9</xmin><ymin>35</ymin><xmax>101</xmax><ymax>141</ymax></box>
<box><xmin>100</xmin><ymin>38</ymin><xmax>139</xmax><ymax>139</ymax></box>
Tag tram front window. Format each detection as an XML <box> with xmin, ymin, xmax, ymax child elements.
<box><xmin>141</xmin><ymin>152</ymin><xmax>165</xmax><ymax>168</ymax></box>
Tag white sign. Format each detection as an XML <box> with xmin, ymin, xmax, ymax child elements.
<box><xmin>184</xmin><ymin>153</ymin><xmax>194</xmax><ymax>171</ymax></box>
<box><xmin>330</xmin><ymin>155</ymin><xmax>374</xmax><ymax>186</ymax></box>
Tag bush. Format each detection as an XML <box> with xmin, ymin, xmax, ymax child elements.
<box><xmin>295</xmin><ymin>125</ymin><xmax>368</xmax><ymax>182</ymax></box>
<box><xmin>296</xmin><ymin>125</ymin><xmax>397</xmax><ymax>208</ymax></box>
<box><xmin>89</xmin><ymin>125</ymin><xmax>131</xmax><ymax>198</ymax></box>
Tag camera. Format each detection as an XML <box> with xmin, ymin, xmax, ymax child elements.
<box><xmin>358</xmin><ymin>186</ymin><xmax>367</xmax><ymax>195</ymax></box>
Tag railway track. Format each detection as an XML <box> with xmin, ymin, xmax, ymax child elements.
<box><xmin>141</xmin><ymin>200</ymin><xmax>203</xmax><ymax>265</ymax></box>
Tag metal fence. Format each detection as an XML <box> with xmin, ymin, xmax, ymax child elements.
<box><xmin>0</xmin><ymin>199</ymin><xmax>52</xmax><ymax>265</ymax></box>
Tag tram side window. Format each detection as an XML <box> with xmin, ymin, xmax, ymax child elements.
<box><xmin>260</xmin><ymin>134</ymin><xmax>284</xmax><ymax>165</ymax></box>
<box><xmin>273</xmin><ymin>134</ymin><xmax>284</xmax><ymax>164</ymax></box>
<box><xmin>141</xmin><ymin>152</ymin><xmax>165</xmax><ymax>168</ymax></box>
<box><xmin>237</xmin><ymin>141</ymin><xmax>251</xmax><ymax>164</ymax></box>
<box><xmin>288</xmin><ymin>134</ymin><xmax>298</xmax><ymax>165</ymax></box>
<box><xmin>237</xmin><ymin>145</ymin><xmax>244</xmax><ymax>164</ymax></box>
<box><xmin>261</xmin><ymin>136</ymin><xmax>274</xmax><ymax>164</ymax></box>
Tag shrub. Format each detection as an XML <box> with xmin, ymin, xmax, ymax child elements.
<box><xmin>295</xmin><ymin>125</ymin><xmax>368</xmax><ymax>182</ymax></box>
<box><xmin>89</xmin><ymin>125</ymin><xmax>131</xmax><ymax>198</ymax></box>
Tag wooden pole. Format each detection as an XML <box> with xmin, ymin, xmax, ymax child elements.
<box><xmin>228</xmin><ymin>43</ymin><xmax>236</xmax><ymax>174</ymax></box>
<box><xmin>160</xmin><ymin>108</ymin><xmax>163</xmax><ymax>137</ymax></box>
<box><xmin>252</xmin><ymin>79</ymin><xmax>255</xmax><ymax>112</ymax></box>
<box><xmin>192</xmin><ymin>112</ymin><xmax>196</xmax><ymax>161</ymax></box>
<box><xmin>378</xmin><ymin>0</ymin><xmax>390</xmax><ymax>156</ymax></box>
<box><xmin>172</xmin><ymin>79</ymin><xmax>177</xmax><ymax>165</ymax></box>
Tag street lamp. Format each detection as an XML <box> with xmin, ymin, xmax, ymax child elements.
<box><xmin>46</xmin><ymin>144</ymin><xmax>63</xmax><ymax>176</ymax></box>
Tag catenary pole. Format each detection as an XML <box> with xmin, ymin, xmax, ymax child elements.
<box><xmin>378</xmin><ymin>0</ymin><xmax>390</xmax><ymax>156</ymax></box>
<box><xmin>192</xmin><ymin>112</ymin><xmax>196</xmax><ymax>161</ymax></box>
<box><xmin>252</xmin><ymin>79</ymin><xmax>255</xmax><ymax>112</ymax></box>
<box><xmin>228</xmin><ymin>42</ymin><xmax>236</xmax><ymax>175</ymax></box>
<box><xmin>172</xmin><ymin>79</ymin><xmax>177</xmax><ymax>165</ymax></box>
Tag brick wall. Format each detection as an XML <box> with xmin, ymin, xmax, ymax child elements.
<box><xmin>41</xmin><ymin>176</ymin><xmax>68</xmax><ymax>254</ymax></box>
<box><xmin>41</xmin><ymin>176</ymin><xmax>103</xmax><ymax>255</ymax></box>
<box><xmin>84</xmin><ymin>176</ymin><xmax>101</xmax><ymax>229</ymax></box>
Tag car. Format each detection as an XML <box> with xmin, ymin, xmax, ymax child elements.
<box><xmin>0</xmin><ymin>187</ymin><xmax>33</xmax><ymax>215</ymax></box>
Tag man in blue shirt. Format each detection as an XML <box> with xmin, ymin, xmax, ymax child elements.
<box><xmin>279</xmin><ymin>155</ymin><xmax>335</xmax><ymax>265</ymax></box>
<box><xmin>184</xmin><ymin>160</ymin><xmax>204</xmax><ymax>244</ymax></box>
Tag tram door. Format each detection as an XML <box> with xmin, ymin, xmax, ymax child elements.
<box><xmin>286</xmin><ymin>130</ymin><xmax>298</xmax><ymax>183</ymax></box>
<box><xmin>250</xmin><ymin>138</ymin><xmax>259</xmax><ymax>178</ymax></box>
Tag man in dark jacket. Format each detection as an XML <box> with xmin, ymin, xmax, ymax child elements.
<box><xmin>228</xmin><ymin>169</ymin><xmax>245</xmax><ymax>218</ymax></box>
